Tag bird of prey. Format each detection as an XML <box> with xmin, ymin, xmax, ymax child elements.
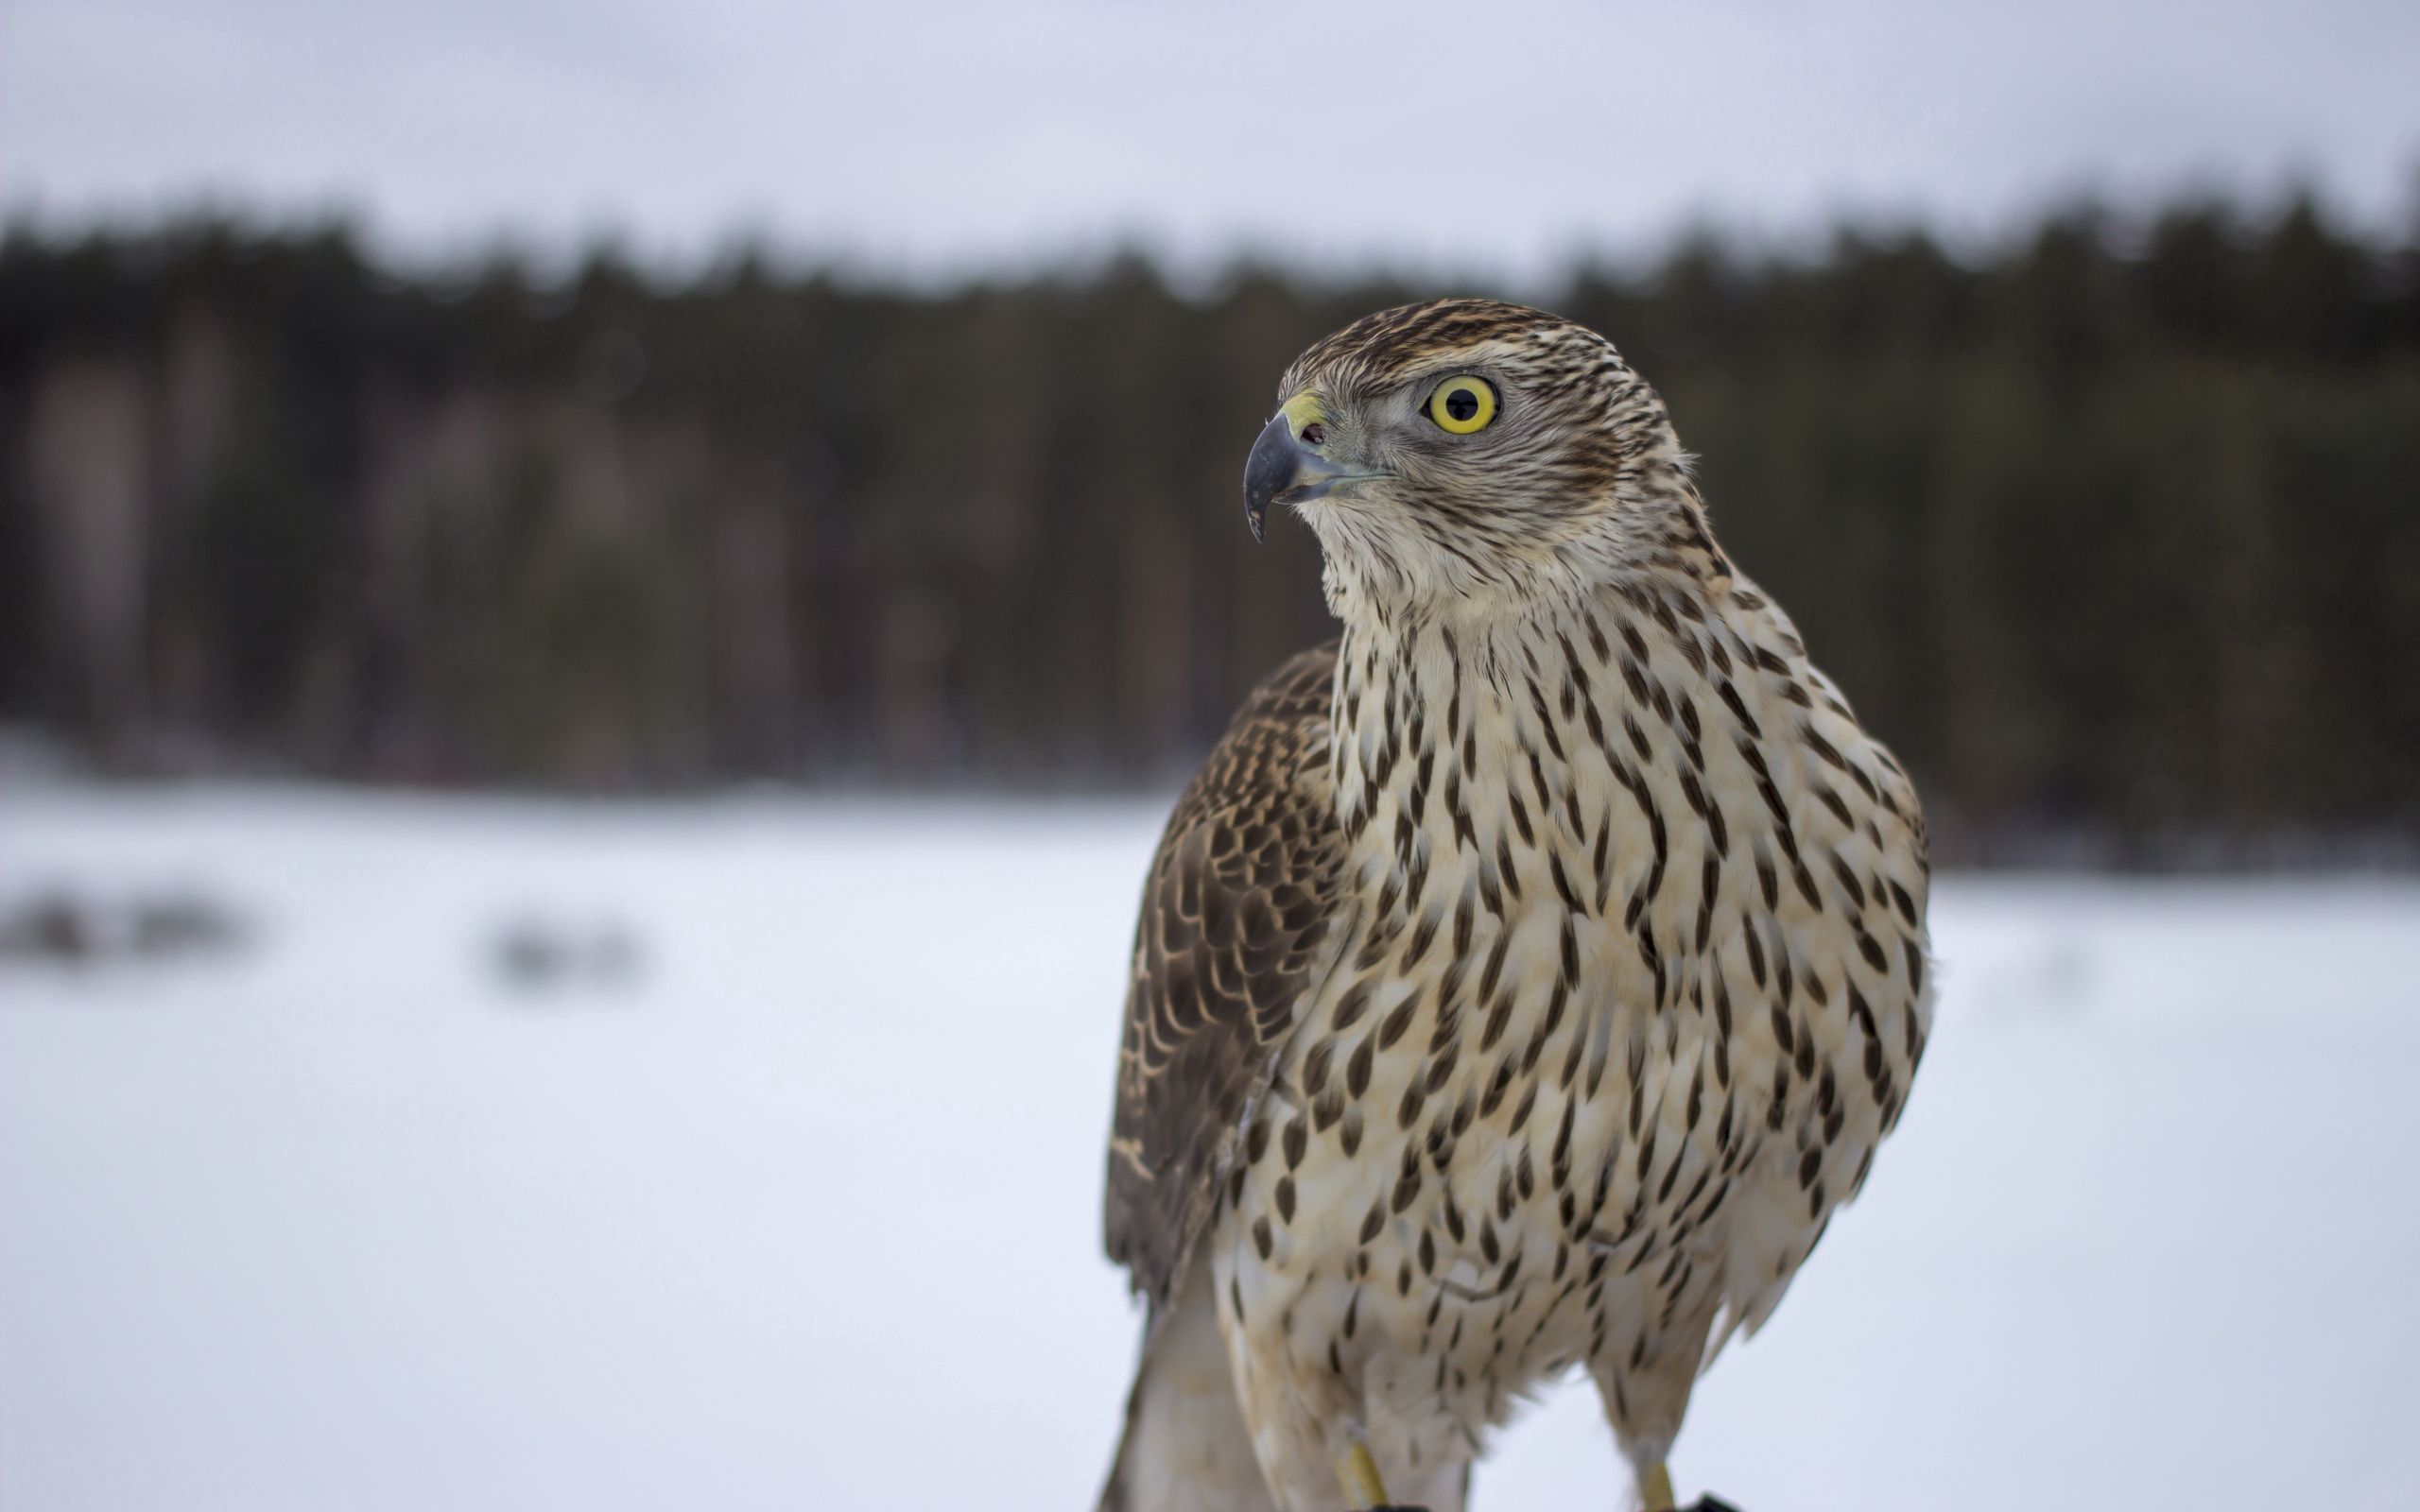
<box><xmin>1099</xmin><ymin>300</ymin><xmax>1932</xmax><ymax>1512</ymax></box>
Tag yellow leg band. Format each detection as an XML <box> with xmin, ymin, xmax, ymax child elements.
<box><xmin>1640</xmin><ymin>1461</ymin><xmax>1676</xmax><ymax>1512</ymax></box>
<box><xmin>1336</xmin><ymin>1441</ymin><xmax>1390</xmax><ymax>1508</ymax></box>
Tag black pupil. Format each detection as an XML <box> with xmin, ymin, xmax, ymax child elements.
<box><xmin>1444</xmin><ymin>387</ymin><xmax>1479</xmax><ymax>421</ymax></box>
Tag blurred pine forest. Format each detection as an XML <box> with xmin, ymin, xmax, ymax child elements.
<box><xmin>4</xmin><ymin>198</ymin><xmax>2417</xmax><ymax>857</ymax></box>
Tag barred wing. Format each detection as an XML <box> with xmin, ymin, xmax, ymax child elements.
<box><xmin>1103</xmin><ymin>642</ymin><xmax>1344</xmax><ymax>1310</ymax></box>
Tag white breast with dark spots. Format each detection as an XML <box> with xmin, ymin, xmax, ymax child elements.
<box><xmin>1208</xmin><ymin>571</ymin><xmax>1933</xmax><ymax>1470</ymax></box>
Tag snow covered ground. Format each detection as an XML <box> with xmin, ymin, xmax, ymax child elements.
<box><xmin>2</xmin><ymin>785</ymin><xmax>2413</xmax><ymax>1512</ymax></box>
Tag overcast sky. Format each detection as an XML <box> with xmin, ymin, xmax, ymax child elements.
<box><xmin>5</xmin><ymin>0</ymin><xmax>2416</xmax><ymax>284</ymax></box>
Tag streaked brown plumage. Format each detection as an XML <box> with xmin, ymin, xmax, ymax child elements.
<box><xmin>1105</xmin><ymin>644</ymin><xmax>1346</xmax><ymax>1305</ymax></box>
<box><xmin>1101</xmin><ymin>300</ymin><xmax>1932</xmax><ymax>1512</ymax></box>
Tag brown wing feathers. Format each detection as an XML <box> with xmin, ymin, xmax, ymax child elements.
<box><xmin>1104</xmin><ymin>643</ymin><xmax>1345</xmax><ymax>1310</ymax></box>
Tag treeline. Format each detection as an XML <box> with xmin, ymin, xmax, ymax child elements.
<box><xmin>2</xmin><ymin>200</ymin><xmax>2417</xmax><ymax>855</ymax></box>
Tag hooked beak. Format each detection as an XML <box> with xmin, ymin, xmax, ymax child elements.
<box><xmin>1241</xmin><ymin>396</ymin><xmax>1354</xmax><ymax>543</ymax></box>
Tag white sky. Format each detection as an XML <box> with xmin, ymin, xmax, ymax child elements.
<box><xmin>5</xmin><ymin>0</ymin><xmax>2417</xmax><ymax>284</ymax></box>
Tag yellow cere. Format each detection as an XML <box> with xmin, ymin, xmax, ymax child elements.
<box><xmin>1427</xmin><ymin>376</ymin><xmax>1495</xmax><ymax>434</ymax></box>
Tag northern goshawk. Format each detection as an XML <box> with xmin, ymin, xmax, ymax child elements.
<box><xmin>1100</xmin><ymin>300</ymin><xmax>1933</xmax><ymax>1512</ymax></box>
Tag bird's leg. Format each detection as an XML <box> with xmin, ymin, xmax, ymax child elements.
<box><xmin>1637</xmin><ymin>1461</ymin><xmax>1677</xmax><ymax>1512</ymax></box>
<box><xmin>1334</xmin><ymin>1439</ymin><xmax>1391</xmax><ymax>1508</ymax></box>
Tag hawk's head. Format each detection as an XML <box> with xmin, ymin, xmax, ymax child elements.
<box><xmin>1244</xmin><ymin>298</ymin><xmax>1728</xmax><ymax>615</ymax></box>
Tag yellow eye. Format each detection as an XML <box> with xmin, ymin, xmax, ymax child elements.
<box><xmin>1426</xmin><ymin>376</ymin><xmax>1497</xmax><ymax>434</ymax></box>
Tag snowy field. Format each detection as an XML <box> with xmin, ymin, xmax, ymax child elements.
<box><xmin>2</xmin><ymin>785</ymin><xmax>2414</xmax><ymax>1512</ymax></box>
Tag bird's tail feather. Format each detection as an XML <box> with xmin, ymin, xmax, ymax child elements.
<box><xmin>1098</xmin><ymin>1265</ymin><xmax>1273</xmax><ymax>1512</ymax></box>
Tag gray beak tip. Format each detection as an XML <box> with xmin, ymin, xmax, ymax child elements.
<box><xmin>1241</xmin><ymin>412</ymin><xmax>1300</xmax><ymax>545</ymax></box>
